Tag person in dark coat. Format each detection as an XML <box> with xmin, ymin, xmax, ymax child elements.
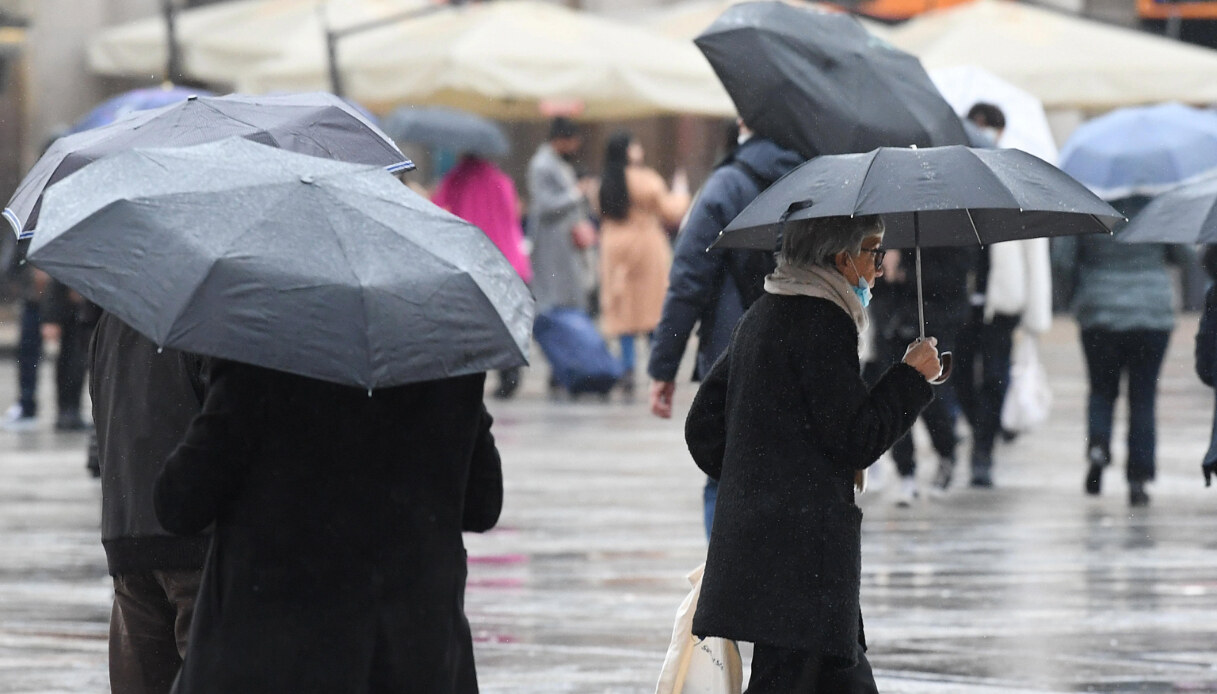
<box><xmin>865</xmin><ymin>246</ymin><xmax>975</xmax><ymax>504</ymax></box>
<box><xmin>1195</xmin><ymin>245</ymin><xmax>1217</xmax><ymax>487</ymax></box>
<box><xmin>154</xmin><ymin>360</ymin><xmax>502</xmax><ymax>694</ymax></box>
<box><xmin>89</xmin><ymin>312</ymin><xmax>211</xmax><ymax>694</ymax></box>
<box><xmin>685</xmin><ymin>215</ymin><xmax>940</xmax><ymax>692</ymax></box>
<box><xmin>648</xmin><ymin>123</ymin><xmax>804</xmax><ymax>536</ymax></box>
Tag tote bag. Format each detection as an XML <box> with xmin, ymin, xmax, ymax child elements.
<box><xmin>655</xmin><ymin>564</ymin><xmax>743</xmax><ymax>694</ymax></box>
<box><xmin>1001</xmin><ymin>332</ymin><xmax>1052</xmax><ymax>433</ymax></box>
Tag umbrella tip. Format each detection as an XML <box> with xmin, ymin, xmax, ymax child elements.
<box><xmin>367</xmin><ymin>388</ymin><xmax>373</xmax><ymax>398</ymax></box>
<box><xmin>300</xmin><ymin>175</ymin><xmax>315</xmax><ymax>185</ymax></box>
<box><xmin>157</xmin><ymin>347</ymin><xmax>164</xmax><ymax>354</ymax></box>
<box><xmin>187</xmin><ymin>95</ymin><xmax>198</xmax><ymax>101</ymax></box>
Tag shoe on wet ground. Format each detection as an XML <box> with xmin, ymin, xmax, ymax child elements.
<box><xmin>895</xmin><ymin>476</ymin><xmax>919</xmax><ymax>507</ymax></box>
<box><xmin>1129</xmin><ymin>480</ymin><xmax>1150</xmax><ymax>507</ymax></box>
<box><xmin>932</xmin><ymin>456</ymin><xmax>955</xmax><ymax>491</ymax></box>
<box><xmin>1085</xmin><ymin>445</ymin><xmax>1109</xmax><ymax>496</ymax></box>
<box><xmin>969</xmin><ymin>467</ymin><xmax>993</xmax><ymax>488</ymax></box>
<box><xmin>54</xmin><ymin>410</ymin><xmax>89</xmax><ymax>432</ymax></box>
<box><xmin>1</xmin><ymin>404</ymin><xmax>38</xmax><ymax>432</ymax></box>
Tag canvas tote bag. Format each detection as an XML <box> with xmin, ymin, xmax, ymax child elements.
<box><xmin>655</xmin><ymin>564</ymin><xmax>743</xmax><ymax>694</ymax></box>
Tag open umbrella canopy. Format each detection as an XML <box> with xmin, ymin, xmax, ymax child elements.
<box><xmin>694</xmin><ymin>1</ymin><xmax>966</xmax><ymax>159</ymax></box>
<box><xmin>886</xmin><ymin>0</ymin><xmax>1217</xmax><ymax>110</ymax></box>
<box><xmin>27</xmin><ymin>138</ymin><xmax>533</xmax><ymax>391</ymax></box>
<box><xmin>928</xmin><ymin>65</ymin><xmax>1059</xmax><ymax>164</ymax></box>
<box><xmin>383</xmin><ymin>106</ymin><xmax>510</xmax><ymax>158</ymax></box>
<box><xmin>1059</xmin><ymin>103</ymin><xmax>1217</xmax><ymax>200</ymax></box>
<box><xmin>713</xmin><ymin>145</ymin><xmax>1121</xmax><ymax>251</ymax></box>
<box><xmin>87</xmin><ymin>0</ymin><xmax>425</xmax><ymax>85</ymax></box>
<box><xmin>1117</xmin><ymin>172</ymin><xmax>1217</xmax><ymax>244</ymax></box>
<box><xmin>5</xmin><ymin>91</ymin><xmax>411</xmax><ymax>239</ymax></box>
<box><xmin>240</xmin><ymin>0</ymin><xmax>735</xmax><ymax>119</ymax></box>
<box><xmin>69</xmin><ymin>84</ymin><xmax>214</xmax><ymax>134</ymax></box>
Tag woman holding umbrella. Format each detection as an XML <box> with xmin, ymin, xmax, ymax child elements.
<box><xmin>685</xmin><ymin>215</ymin><xmax>941</xmax><ymax>691</ymax></box>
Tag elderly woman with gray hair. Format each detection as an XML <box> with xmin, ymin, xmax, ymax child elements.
<box><xmin>685</xmin><ymin>214</ymin><xmax>941</xmax><ymax>692</ymax></box>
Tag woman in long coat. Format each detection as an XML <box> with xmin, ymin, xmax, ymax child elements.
<box><xmin>685</xmin><ymin>215</ymin><xmax>940</xmax><ymax>692</ymax></box>
<box><xmin>154</xmin><ymin>360</ymin><xmax>502</xmax><ymax>694</ymax></box>
<box><xmin>597</xmin><ymin>131</ymin><xmax>689</xmax><ymax>393</ymax></box>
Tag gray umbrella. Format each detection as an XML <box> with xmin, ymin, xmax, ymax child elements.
<box><xmin>6</xmin><ymin>92</ymin><xmax>413</xmax><ymax>240</ymax></box>
<box><xmin>27</xmin><ymin>138</ymin><xmax>532</xmax><ymax>390</ymax></box>
<box><xmin>383</xmin><ymin>106</ymin><xmax>510</xmax><ymax>159</ymax></box>
<box><xmin>1117</xmin><ymin>172</ymin><xmax>1217</xmax><ymax>244</ymax></box>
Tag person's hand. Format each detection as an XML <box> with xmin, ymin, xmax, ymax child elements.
<box><xmin>671</xmin><ymin>168</ymin><xmax>690</xmax><ymax>197</ymax></box>
<box><xmin>882</xmin><ymin>250</ymin><xmax>905</xmax><ymax>283</ymax></box>
<box><xmin>902</xmin><ymin>337</ymin><xmax>941</xmax><ymax>382</ymax></box>
<box><xmin>650</xmin><ymin>380</ymin><xmax>676</xmax><ymax>419</ymax></box>
<box><xmin>41</xmin><ymin>323</ymin><xmax>61</xmax><ymax>342</ymax></box>
<box><xmin>571</xmin><ymin>220</ymin><xmax>597</xmax><ymax>250</ymax></box>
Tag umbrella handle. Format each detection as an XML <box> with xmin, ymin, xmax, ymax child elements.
<box><xmin>929</xmin><ymin>351</ymin><xmax>952</xmax><ymax>385</ymax></box>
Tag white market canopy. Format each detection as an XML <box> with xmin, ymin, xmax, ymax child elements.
<box><xmin>238</xmin><ymin>0</ymin><xmax>735</xmax><ymax>119</ymax></box>
<box><xmin>641</xmin><ymin>0</ymin><xmax>891</xmax><ymax>41</ymax></box>
<box><xmin>88</xmin><ymin>0</ymin><xmax>425</xmax><ymax>86</ymax></box>
<box><xmin>929</xmin><ymin>65</ymin><xmax>1059</xmax><ymax>164</ymax></box>
<box><xmin>886</xmin><ymin>0</ymin><xmax>1217</xmax><ymax>110</ymax></box>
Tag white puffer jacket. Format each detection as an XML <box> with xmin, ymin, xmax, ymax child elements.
<box><xmin>983</xmin><ymin>237</ymin><xmax>1053</xmax><ymax>334</ymax></box>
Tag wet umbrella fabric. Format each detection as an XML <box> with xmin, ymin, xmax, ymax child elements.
<box><xmin>5</xmin><ymin>91</ymin><xmax>413</xmax><ymax>240</ymax></box>
<box><xmin>26</xmin><ymin>138</ymin><xmax>532</xmax><ymax>390</ymax></box>
<box><xmin>1059</xmin><ymin>102</ymin><xmax>1217</xmax><ymax>200</ymax></box>
<box><xmin>383</xmin><ymin>106</ymin><xmax>510</xmax><ymax>159</ymax></box>
<box><xmin>694</xmin><ymin>1</ymin><xmax>967</xmax><ymax>159</ymax></box>
<box><xmin>68</xmin><ymin>84</ymin><xmax>214</xmax><ymax>134</ymax></box>
<box><xmin>1116</xmin><ymin>171</ymin><xmax>1217</xmax><ymax>244</ymax></box>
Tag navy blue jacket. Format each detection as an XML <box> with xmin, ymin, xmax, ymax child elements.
<box><xmin>647</xmin><ymin>138</ymin><xmax>803</xmax><ymax>382</ymax></box>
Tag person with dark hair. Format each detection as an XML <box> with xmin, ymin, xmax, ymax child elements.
<box><xmin>528</xmin><ymin>119</ymin><xmax>594</xmax><ymax>313</ymax></box>
<box><xmin>597</xmin><ymin>131</ymin><xmax>690</xmax><ymax>396</ymax></box>
<box><xmin>647</xmin><ymin>120</ymin><xmax>804</xmax><ymax>537</ymax></box>
<box><xmin>685</xmin><ymin>215</ymin><xmax>941</xmax><ymax>692</ymax></box>
<box><xmin>967</xmin><ymin>102</ymin><xmax>1006</xmax><ymax>146</ymax></box>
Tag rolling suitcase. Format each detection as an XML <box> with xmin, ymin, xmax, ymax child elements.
<box><xmin>533</xmin><ymin>307</ymin><xmax>624</xmax><ymax>395</ymax></box>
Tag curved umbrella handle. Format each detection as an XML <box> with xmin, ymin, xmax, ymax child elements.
<box><xmin>929</xmin><ymin>351</ymin><xmax>953</xmax><ymax>386</ymax></box>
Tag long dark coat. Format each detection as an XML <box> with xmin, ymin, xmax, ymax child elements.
<box><xmin>685</xmin><ymin>294</ymin><xmax>932</xmax><ymax>662</ymax></box>
<box><xmin>155</xmin><ymin>361</ymin><xmax>502</xmax><ymax>694</ymax></box>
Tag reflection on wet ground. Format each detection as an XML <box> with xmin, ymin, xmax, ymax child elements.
<box><xmin>2</xmin><ymin>317</ymin><xmax>1216</xmax><ymax>692</ymax></box>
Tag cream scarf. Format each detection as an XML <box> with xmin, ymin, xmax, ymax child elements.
<box><xmin>763</xmin><ymin>260</ymin><xmax>871</xmax><ymax>494</ymax></box>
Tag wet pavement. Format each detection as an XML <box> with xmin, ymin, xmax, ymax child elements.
<box><xmin>2</xmin><ymin>316</ymin><xmax>1216</xmax><ymax>692</ymax></box>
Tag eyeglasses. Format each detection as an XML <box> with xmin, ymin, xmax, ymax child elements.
<box><xmin>859</xmin><ymin>247</ymin><xmax>887</xmax><ymax>271</ymax></box>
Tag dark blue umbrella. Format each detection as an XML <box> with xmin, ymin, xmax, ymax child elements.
<box><xmin>383</xmin><ymin>106</ymin><xmax>510</xmax><ymax>159</ymax></box>
<box><xmin>1060</xmin><ymin>102</ymin><xmax>1217</xmax><ymax>200</ymax></box>
<box><xmin>6</xmin><ymin>92</ymin><xmax>413</xmax><ymax>240</ymax></box>
<box><xmin>69</xmin><ymin>84</ymin><xmax>213</xmax><ymax>134</ymax></box>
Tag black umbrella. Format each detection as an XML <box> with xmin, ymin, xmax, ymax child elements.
<box><xmin>383</xmin><ymin>106</ymin><xmax>510</xmax><ymax>159</ymax></box>
<box><xmin>5</xmin><ymin>92</ymin><xmax>413</xmax><ymax>240</ymax></box>
<box><xmin>27</xmin><ymin>138</ymin><xmax>533</xmax><ymax>391</ymax></box>
<box><xmin>694</xmin><ymin>1</ymin><xmax>967</xmax><ymax>159</ymax></box>
<box><xmin>713</xmin><ymin>145</ymin><xmax>1122</xmax><ymax>377</ymax></box>
<box><xmin>1117</xmin><ymin>172</ymin><xmax>1217</xmax><ymax>244</ymax></box>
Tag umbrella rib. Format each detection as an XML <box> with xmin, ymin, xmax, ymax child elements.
<box><xmin>965</xmin><ymin>207</ymin><xmax>984</xmax><ymax>246</ymax></box>
<box><xmin>854</xmin><ymin>150</ymin><xmax>883</xmax><ymax>218</ymax></box>
<box><xmin>315</xmin><ymin>189</ymin><xmax>376</xmax><ymax>389</ymax></box>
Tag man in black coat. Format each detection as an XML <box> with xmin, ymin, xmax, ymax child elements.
<box><xmin>647</xmin><ymin>124</ymin><xmax>803</xmax><ymax>536</ymax></box>
<box><xmin>154</xmin><ymin>361</ymin><xmax>502</xmax><ymax>694</ymax></box>
<box><xmin>685</xmin><ymin>216</ymin><xmax>940</xmax><ymax>691</ymax></box>
<box><xmin>89</xmin><ymin>312</ymin><xmax>211</xmax><ymax>694</ymax></box>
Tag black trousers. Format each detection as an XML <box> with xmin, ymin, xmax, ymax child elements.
<box><xmin>746</xmin><ymin>643</ymin><xmax>878</xmax><ymax>694</ymax></box>
<box><xmin>954</xmin><ymin>308</ymin><xmax>1020</xmax><ymax>466</ymax></box>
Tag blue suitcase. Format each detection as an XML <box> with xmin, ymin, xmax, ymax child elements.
<box><xmin>533</xmin><ymin>308</ymin><xmax>624</xmax><ymax>395</ymax></box>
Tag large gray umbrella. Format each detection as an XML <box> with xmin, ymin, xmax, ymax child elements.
<box><xmin>27</xmin><ymin>138</ymin><xmax>532</xmax><ymax>390</ymax></box>
<box><xmin>383</xmin><ymin>106</ymin><xmax>510</xmax><ymax>159</ymax></box>
<box><xmin>6</xmin><ymin>91</ymin><xmax>413</xmax><ymax>240</ymax></box>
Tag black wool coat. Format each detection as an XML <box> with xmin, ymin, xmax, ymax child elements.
<box><xmin>685</xmin><ymin>294</ymin><xmax>932</xmax><ymax>663</ymax></box>
<box><xmin>155</xmin><ymin>360</ymin><xmax>502</xmax><ymax>694</ymax></box>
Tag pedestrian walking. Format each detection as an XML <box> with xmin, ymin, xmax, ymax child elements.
<box><xmin>1195</xmin><ymin>245</ymin><xmax>1217</xmax><ymax>487</ymax></box>
<box><xmin>527</xmin><ymin>117</ymin><xmax>595</xmax><ymax>315</ymax></box>
<box><xmin>432</xmin><ymin>154</ymin><xmax>532</xmax><ymax>399</ymax></box>
<box><xmin>597</xmin><ymin>131</ymin><xmax>690</xmax><ymax>396</ymax></box>
<box><xmin>684</xmin><ymin>215</ymin><xmax>940</xmax><ymax>693</ymax></box>
<box><xmin>153</xmin><ymin>362</ymin><xmax>502</xmax><ymax>693</ymax></box>
<box><xmin>89</xmin><ymin>312</ymin><xmax>210</xmax><ymax>694</ymax></box>
<box><xmin>647</xmin><ymin>122</ymin><xmax>803</xmax><ymax>536</ymax></box>
<box><xmin>1052</xmin><ymin>196</ymin><xmax>1194</xmax><ymax>506</ymax></box>
<box><xmin>865</xmin><ymin>246</ymin><xmax>974</xmax><ymax>504</ymax></box>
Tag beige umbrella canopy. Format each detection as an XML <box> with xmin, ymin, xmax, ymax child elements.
<box><xmin>886</xmin><ymin>0</ymin><xmax>1217</xmax><ymax>110</ymax></box>
<box><xmin>239</xmin><ymin>0</ymin><xmax>736</xmax><ymax>119</ymax></box>
<box><xmin>88</xmin><ymin>0</ymin><xmax>424</xmax><ymax>85</ymax></box>
<box><xmin>643</xmin><ymin>0</ymin><xmax>890</xmax><ymax>41</ymax></box>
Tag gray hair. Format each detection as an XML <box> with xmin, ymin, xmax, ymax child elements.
<box><xmin>779</xmin><ymin>215</ymin><xmax>885</xmax><ymax>268</ymax></box>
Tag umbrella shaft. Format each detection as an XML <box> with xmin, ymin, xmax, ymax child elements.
<box><xmin>915</xmin><ymin>214</ymin><xmax>925</xmax><ymax>341</ymax></box>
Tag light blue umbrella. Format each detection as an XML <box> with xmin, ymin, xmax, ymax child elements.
<box><xmin>1060</xmin><ymin>102</ymin><xmax>1217</xmax><ymax>200</ymax></box>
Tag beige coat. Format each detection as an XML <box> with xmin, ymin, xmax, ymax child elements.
<box><xmin>598</xmin><ymin>166</ymin><xmax>689</xmax><ymax>337</ymax></box>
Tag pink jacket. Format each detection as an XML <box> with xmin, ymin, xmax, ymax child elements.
<box><xmin>432</xmin><ymin>157</ymin><xmax>533</xmax><ymax>284</ymax></box>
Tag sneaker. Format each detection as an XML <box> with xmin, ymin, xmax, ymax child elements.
<box><xmin>1</xmin><ymin>404</ymin><xmax>38</xmax><ymax>432</ymax></box>
<box><xmin>895</xmin><ymin>476</ymin><xmax>919</xmax><ymax>507</ymax></box>
<box><xmin>1129</xmin><ymin>480</ymin><xmax>1150</xmax><ymax>507</ymax></box>
<box><xmin>970</xmin><ymin>453</ymin><xmax>993</xmax><ymax>488</ymax></box>
<box><xmin>932</xmin><ymin>456</ymin><xmax>955</xmax><ymax>491</ymax></box>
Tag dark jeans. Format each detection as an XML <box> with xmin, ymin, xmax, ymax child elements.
<box><xmin>747</xmin><ymin>643</ymin><xmax>878</xmax><ymax>694</ymax></box>
<box><xmin>56</xmin><ymin>312</ymin><xmax>91</xmax><ymax>417</ymax></box>
<box><xmin>871</xmin><ymin>330</ymin><xmax>959</xmax><ymax>476</ymax></box>
<box><xmin>16</xmin><ymin>300</ymin><xmax>40</xmax><ymax>417</ymax></box>
<box><xmin>110</xmin><ymin>569</ymin><xmax>202</xmax><ymax>694</ymax></box>
<box><xmin>954</xmin><ymin>308</ymin><xmax>1020</xmax><ymax>466</ymax></box>
<box><xmin>1080</xmin><ymin>328</ymin><xmax>1170</xmax><ymax>482</ymax></box>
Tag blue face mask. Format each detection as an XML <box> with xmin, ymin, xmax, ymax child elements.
<box><xmin>848</xmin><ymin>258</ymin><xmax>872</xmax><ymax>308</ymax></box>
